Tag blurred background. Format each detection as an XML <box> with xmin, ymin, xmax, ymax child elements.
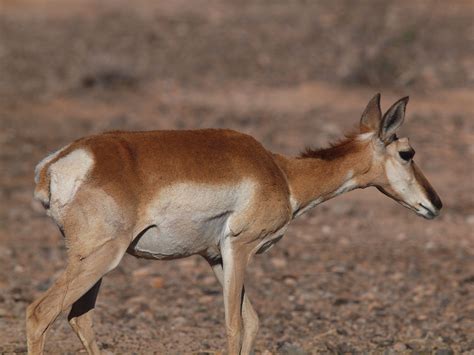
<box><xmin>0</xmin><ymin>0</ymin><xmax>473</xmax><ymax>353</ymax></box>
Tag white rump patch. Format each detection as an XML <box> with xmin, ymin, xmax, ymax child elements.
<box><xmin>49</xmin><ymin>149</ymin><xmax>94</xmax><ymax>211</ymax></box>
<box><xmin>34</xmin><ymin>145</ymin><xmax>69</xmax><ymax>184</ymax></box>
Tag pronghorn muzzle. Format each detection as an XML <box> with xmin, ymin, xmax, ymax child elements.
<box><xmin>412</xmin><ymin>163</ymin><xmax>442</xmax><ymax>219</ymax></box>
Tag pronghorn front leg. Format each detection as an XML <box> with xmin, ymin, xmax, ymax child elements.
<box><xmin>220</xmin><ymin>237</ymin><xmax>254</xmax><ymax>355</ymax></box>
<box><xmin>207</xmin><ymin>259</ymin><xmax>259</xmax><ymax>355</ymax></box>
<box><xmin>239</xmin><ymin>286</ymin><xmax>259</xmax><ymax>354</ymax></box>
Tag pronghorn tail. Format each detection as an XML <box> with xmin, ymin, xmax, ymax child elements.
<box><xmin>33</xmin><ymin>147</ymin><xmax>67</xmax><ymax>208</ymax></box>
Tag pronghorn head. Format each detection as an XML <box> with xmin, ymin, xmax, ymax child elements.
<box><xmin>359</xmin><ymin>94</ymin><xmax>443</xmax><ymax>219</ymax></box>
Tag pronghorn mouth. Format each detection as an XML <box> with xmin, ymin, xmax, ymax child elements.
<box><xmin>397</xmin><ymin>199</ymin><xmax>437</xmax><ymax>219</ymax></box>
<box><xmin>417</xmin><ymin>203</ymin><xmax>438</xmax><ymax>219</ymax></box>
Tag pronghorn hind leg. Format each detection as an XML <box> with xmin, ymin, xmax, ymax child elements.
<box><xmin>26</xmin><ymin>236</ymin><xmax>129</xmax><ymax>354</ymax></box>
<box><xmin>207</xmin><ymin>258</ymin><xmax>259</xmax><ymax>355</ymax></box>
<box><xmin>68</xmin><ymin>279</ymin><xmax>102</xmax><ymax>355</ymax></box>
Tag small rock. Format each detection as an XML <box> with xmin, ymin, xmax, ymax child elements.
<box><xmin>173</xmin><ymin>316</ymin><xmax>187</xmax><ymax>327</ymax></box>
<box><xmin>337</xmin><ymin>342</ymin><xmax>355</xmax><ymax>353</ymax></box>
<box><xmin>0</xmin><ymin>246</ymin><xmax>12</xmax><ymax>257</ymax></box>
<box><xmin>393</xmin><ymin>342</ymin><xmax>407</xmax><ymax>351</ymax></box>
<box><xmin>278</xmin><ymin>342</ymin><xmax>307</xmax><ymax>355</ymax></box>
<box><xmin>132</xmin><ymin>266</ymin><xmax>154</xmax><ymax>277</ymax></box>
<box><xmin>198</xmin><ymin>295</ymin><xmax>214</xmax><ymax>304</ymax></box>
<box><xmin>406</xmin><ymin>339</ymin><xmax>428</xmax><ymax>351</ymax></box>
<box><xmin>201</xmin><ymin>275</ymin><xmax>217</xmax><ymax>286</ymax></box>
<box><xmin>321</xmin><ymin>225</ymin><xmax>332</xmax><ymax>235</ymax></box>
<box><xmin>177</xmin><ymin>258</ymin><xmax>196</xmax><ymax>269</ymax></box>
<box><xmin>202</xmin><ymin>287</ymin><xmax>220</xmax><ymax>296</ymax></box>
<box><xmin>461</xmin><ymin>275</ymin><xmax>474</xmax><ymax>284</ymax></box>
<box><xmin>396</xmin><ymin>233</ymin><xmax>407</xmax><ymax>241</ymax></box>
<box><xmin>13</xmin><ymin>347</ymin><xmax>27</xmax><ymax>353</ymax></box>
<box><xmin>425</xmin><ymin>241</ymin><xmax>435</xmax><ymax>250</ymax></box>
<box><xmin>271</xmin><ymin>257</ymin><xmax>287</xmax><ymax>268</ymax></box>
<box><xmin>330</xmin><ymin>265</ymin><xmax>346</xmax><ymax>275</ymax></box>
<box><xmin>283</xmin><ymin>276</ymin><xmax>297</xmax><ymax>287</ymax></box>
<box><xmin>333</xmin><ymin>298</ymin><xmax>350</xmax><ymax>306</ymax></box>
<box><xmin>338</xmin><ymin>237</ymin><xmax>350</xmax><ymax>246</ymax></box>
<box><xmin>149</xmin><ymin>276</ymin><xmax>165</xmax><ymax>288</ymax></box>
<box><xmin>435</xmin><ymin>349</ymin><xmax>454</xmax><ymax>355</ymax></box>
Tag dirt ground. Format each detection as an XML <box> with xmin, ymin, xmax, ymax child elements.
<box><xmin>0</xmin><ymin>0</ymin><xmax>473</xmax><ymax>353</ymax></box>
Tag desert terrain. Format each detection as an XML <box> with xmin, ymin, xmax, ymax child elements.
<box><xmin>0</xmin><ymin>0</ymin><xmax>473</xmax><ymax>353</ymax></box>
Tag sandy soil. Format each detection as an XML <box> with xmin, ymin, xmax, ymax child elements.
<box><xmin>0</xmin><ymin>0</ymin><xmax>473</xmax><ymax>353</ymax></box>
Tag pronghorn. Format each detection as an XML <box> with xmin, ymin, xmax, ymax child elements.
<box><xmin>27</xmin><ymin>94</ymin><xmax>442</xmax><ymax>354</ymax></box>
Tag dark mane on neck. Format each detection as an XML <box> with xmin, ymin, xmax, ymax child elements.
<box><xmin>299</xmin><ymin>132</ymin><xmax>365</xmax><ymax>161</ymax></box>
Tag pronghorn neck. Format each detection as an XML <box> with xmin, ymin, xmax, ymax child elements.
<box><xmin>275</xmin><ymin>133</ymin><xmax>374</xmax><ymax>218</ymax></box>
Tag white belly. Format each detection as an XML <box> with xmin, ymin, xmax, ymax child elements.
<box><xmin>128</xmin><ymin>180</ymin><xmax>255</xmax><ymax>260</ymax></box>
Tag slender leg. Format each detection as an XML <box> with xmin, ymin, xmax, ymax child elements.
<box><xmin>208</xmin><ymin>260</ymin><xmax>259</xmax><ymax>355</ymax></box>
<box><xmin>219</xmin><ymin>238</ymin><xmax>254</xmax><ymax>355</ymax></box>
<box><xmin>240</xmin><ymin>286</ymin><xmax>259</xmax><ymax>355</ymax></box>
<box><xmin>26</xmin><ymin>238</ymin><xmax>128</xmax><ymax>354</ymax></box>
<box><xmin>68</xmin><ymin>279</ymin><xmax>102</xmax><ymax>355</ymax></box>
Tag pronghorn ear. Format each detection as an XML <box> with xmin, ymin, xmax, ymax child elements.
<box><xmin>379</xmin><ymin>96</ymin><xmax>409</xmax><ymax>141</ymax></box>
<box><xmin>360</xmin><ymin>93</ymin><xmax>382</xmax><ymax>132</ymax></box>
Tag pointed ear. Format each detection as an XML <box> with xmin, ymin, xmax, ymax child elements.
<box><xmin>360</xmin><ymin>93</ymin><xmax>382</xmax><ymax>132</ymax></box>
<box><xmin>379</xmin><ymin>96</ymin><xmax>409</xmax><ymax>140</ymax></box>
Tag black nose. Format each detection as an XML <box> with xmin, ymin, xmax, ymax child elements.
<box><xmin>427</xmin><ymin>186</ymin><xmax>443</xmax><ymax>211</ymax></box>
<box><xmin>412</xmin><ymin>163</ymin><xmax>442</xmax><ymax>212</ymax></box>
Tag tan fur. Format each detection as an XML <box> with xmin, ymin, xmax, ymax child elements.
<box><xmin>27</xmin><ymin>95</ymin><xmax>442</xmax><ymax>355</ymax></box>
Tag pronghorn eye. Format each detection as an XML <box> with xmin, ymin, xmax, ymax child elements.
<box><xmin>399</xmin><ymin>150</ymin><xmax>415</xmax><ymax>161</ymax></box>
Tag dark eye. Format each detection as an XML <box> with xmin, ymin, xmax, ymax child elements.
<box><xmin>399</xmin><ymin>150</ymin><xmax>415</xmax><ymax>161</ymax></box>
